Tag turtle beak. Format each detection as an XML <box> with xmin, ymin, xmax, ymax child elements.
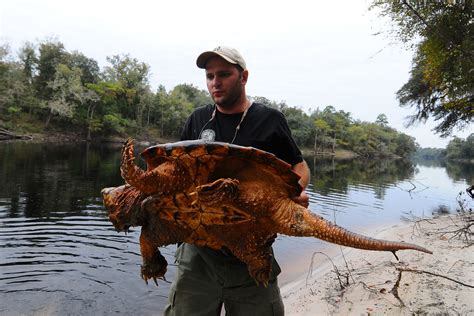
<box><xmin>101</xmin><ymin>187</ymin><xmax>113</xmax><ymax>196</ymax></box>
<box><xmin>101</xmin><ymin>187</ymin><xmax>117</xmax><ymax>212</ymax></box>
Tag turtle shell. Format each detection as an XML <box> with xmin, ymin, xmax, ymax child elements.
<box><xmin>140</xmin><ymin>141</ymin><xmax>302</xmax><ymax>197</ymax></box>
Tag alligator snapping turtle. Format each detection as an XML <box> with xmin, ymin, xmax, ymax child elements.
<box><xmin>101</xmin><ymin>138</ymin><xmax>432</xmax><ymax>285</ymax></box>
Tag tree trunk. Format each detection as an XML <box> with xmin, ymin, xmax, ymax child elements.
<box><xmin>45</xmin><ymin>109</ymin><xmax>53</xmax><ymax>128</ymax></box>
<box><xmin>314</xmin><ymin>132</ymin><xmax>318</xmax><ymax>154</ymax></box>
<box><xmin>332</xmin><ymin>132</ymin><xmax>336</xmax><ymax>153</ymax></box>
<box><xmin>146</xmin><ymin>105</ymin><xmax>151</xmax><ymax>126</ymax></box>
<box><xmin>87</xmin><ymin>104</ymin><xmax>96</xmax><ymax>142</ymax></box>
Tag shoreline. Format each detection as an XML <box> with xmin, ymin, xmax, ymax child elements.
<box><xmin>281</xmin><ymin>214</ymin><xmax>473</xmax><ymax>315</ymax></box>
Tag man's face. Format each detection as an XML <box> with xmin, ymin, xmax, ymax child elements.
<box><xmin>205</xmin><ymin>56</ymin><xmax>247</xmax><ymax>109</ymax></box>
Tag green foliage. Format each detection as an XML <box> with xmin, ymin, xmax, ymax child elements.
<box><xmin>7</xmin><ymin>106</ymin><xmax>21</xmax><ymax>114</ymax></box>
<box><xmin>103</xmin><ymin>113</ymin><xmax>127</xmax><ymax>134</ymax></box>
<box><xmin>445</xmin><ymin>134</ymin><xmax>473</xmax><ymax>161</ymax></box>
<box><xmin>35</xmin><ymin>39</ymin><xmax>67</xmax><ymax>100</ymax></box>
<box><xmin>371</xmin><ymin>1</ymin><xmax>473</xmax><ymax>136</ymax></box>
<box><xmin>66</xmin><ymin>51</ymin><xmax>100</xmax><ymax>85</ymax></box>
<box><xmin>172</xmin><ymin>83</ymin><xmax>212</xmax><ymax>109</ymax></box>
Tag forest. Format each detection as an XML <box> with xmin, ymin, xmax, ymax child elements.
<box><xmin>0</xmin><ymin>38</ymin><xmax>422</xmax><ymax>159</ymax></box>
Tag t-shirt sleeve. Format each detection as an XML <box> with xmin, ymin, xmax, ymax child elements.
<box><xmin>274</xmin><ymin>111</ymin><xmax>303</xmax><ymax>166</ymax></box>
<box><xmin>180</xmin><ymin>115</ymin><xmax>194</xmax><ymax>141</ymax></box>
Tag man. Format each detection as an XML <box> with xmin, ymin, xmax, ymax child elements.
<box><xmin>164</xmin><ymin>46</ymin><xmax>310</xmax><ymax>316</ymax></box>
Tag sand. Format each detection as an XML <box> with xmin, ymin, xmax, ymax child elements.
<box><xmin>281</xmin><ymin>213</ymin><xmax>473</xmax><ymax>315</ymax></box>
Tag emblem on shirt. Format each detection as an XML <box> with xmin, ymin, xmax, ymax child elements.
<box><xmin>200</xmin><ymin>129</ymin><xmax>216</xmax><ymax>141</ymax></box>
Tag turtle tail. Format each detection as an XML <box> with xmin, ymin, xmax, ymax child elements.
<box><xmin>275</xmin><ymin>200</ymin><xmax>432</xmax><ymax>255</ymax></box>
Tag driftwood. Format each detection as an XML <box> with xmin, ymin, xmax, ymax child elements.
<box><xmin>0</xmin><ymin>128</ymin><xmax>32</xmax><ymax>141</ymax></box>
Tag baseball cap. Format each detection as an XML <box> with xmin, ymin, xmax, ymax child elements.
<box><xmin>196</xmin><ymin>46</ymin><xmax>247</xmax><ymax>70</ymax></box>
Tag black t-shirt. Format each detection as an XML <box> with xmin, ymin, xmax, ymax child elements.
<box><xmin>180</xmin><ymin>102</ymin><xmax>303</xmax><ymax>166</ymax></box>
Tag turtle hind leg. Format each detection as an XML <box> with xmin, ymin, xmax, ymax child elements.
<box><xmin>227</xmin><ymin>239</ymin><xmax>274</xmax><ymax>287</ymax></box>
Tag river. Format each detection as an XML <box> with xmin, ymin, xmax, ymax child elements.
<box><xmin>0</xmin><ymin>141</ymin><xmax>471</xmax><ymax>315</ymax></box>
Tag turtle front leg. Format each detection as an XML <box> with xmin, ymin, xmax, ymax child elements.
<box><xmin>195</xmin><ymin>178</ymin><xmax>253</xmax><ymax>225</ymax></box>
<box><xmin>139</xmin><ymin>227</ymin><xmax>168</xmax><ymax>285</ymax></box>
<box><xmin>195</xmin><ymin>178</ymin><xmax>240</xmax><ymax>206</ymax></box>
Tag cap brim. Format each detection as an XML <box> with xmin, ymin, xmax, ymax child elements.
<box><xmin>196</xmin><ymin>51</ymin><xmax>238</xmax><ymax>69</ymax></box>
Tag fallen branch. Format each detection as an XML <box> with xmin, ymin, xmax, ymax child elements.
<box><xmin>395</xmin><ymin>180</ymin><xmax>429</xmax><ymax>199</ymax></box>
<box><xmin>0</xmin><ymin>128</ymin><xmax>32</xmax><ymax>141</ymax></box>
<box><xmin>396</xmin><ymin>267</ymin><xmax>474</xmax><ymax>288</ymax></box>
<box><xmin>390</xmin><ymin>269</ymin><xmax>405</xmax><ymax>307</ymax></box>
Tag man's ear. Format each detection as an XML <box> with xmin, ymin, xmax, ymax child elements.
<box><xmin>241</xmin><ymin>70</ymin><xmax>249</xmax><ymax>84</ymax></box>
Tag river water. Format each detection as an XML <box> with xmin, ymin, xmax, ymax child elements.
<box><xmin>0</xmin><ymin>141</ymin><xmax>471</xmax><ymax>315</ymax></box>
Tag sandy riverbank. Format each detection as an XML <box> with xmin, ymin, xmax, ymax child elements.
<box><xmin>281</xmin><ymin>213</ymin><xmax>473</xmax><ymax>315</ymax></box>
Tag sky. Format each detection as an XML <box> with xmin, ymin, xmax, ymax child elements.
<box><xmin>1</xmin><ymin>0</ymin><xmax>472</xmax><ymax>148</ymax></box>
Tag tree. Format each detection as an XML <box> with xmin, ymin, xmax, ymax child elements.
<box><xmin>371</xmin><ymin>1</ymin><xmax>473</xmax><ymax>136</ymax></box>
<box><xmin>375</xmin><ymin>113</ymin><xmax>389</xmax><ymax>127</ymax></box>
<box><xmin>280</xmin><ymin>105</ymin><xmax>314</xmax><ymax>147</ymax></box>
<box><xmin>0</xmin><ymin>44</ymin><xmax>32</xmax><ymax>117</ymax></box>
<box><xmin>103</xmin><ymin>54</ymin><xmax>151</xmax><ymax>130</ymax></box>
<box><xmin>18</xmin><ymin>42</ymin><xmax>37</xmax><ymax>85</ymax></box>
<box><xmin>158</xmin><ymin>90</ymin><xmax>193</xmax><ymax>138</ymax></box>
<box><xmin>35</xmin><ymin>39</ymin><xmax>67</xmax><ymax>101</ymax></box>
<box><xmin>171</xmin><ymin>83</ymin><xmax>212</xmax><ymax>109</ymax></box>
<box><xmin>314</xmin><ymin>118</ymin><xmax>331</xmax><ymax>153</ymax></box>
<box><xmin>66</xmin><ymin>51</ymin><xmax>100</xmax><ymax>85</ymax></box>
<box><xmin>86</xmin><ymin>81</ymin><xmax>126</xmax><ymax>136</ymax></box>
<box><xmin>44</xmin><ymin>64</ymin><xmax>83</xmax><ymax>127</ymax></box>
<box><xmin>394</xmin><ymin>133</ymin><xmax>417</xmax><ymax>157</ymax></box>
<box><xmin>445</xmin><ymin>133</ymin><xmax>474</xmax><ymax>160</ymax></box>
<box><xmin>445</xmin><ymin>137</ymin><xmax>463</xmax><ymax>160</ymax></box>
<box><xmin>17</xmin><ymin>42</ymin><xmax>40</xmax><ymax>115</ymax></box>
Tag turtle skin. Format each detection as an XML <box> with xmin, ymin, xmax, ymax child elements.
<box><xmin>101</xmin><ymin>138</ymin><xmax>432</xmax><ymax>286</ymax></box>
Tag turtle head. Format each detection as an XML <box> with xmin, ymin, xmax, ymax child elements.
<box><xmin>101</xmin><ymin>184</ymin><xmax>145</xmax><ymax>232</ymax></box>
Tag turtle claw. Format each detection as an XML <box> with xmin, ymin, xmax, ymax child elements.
<box><xmin>140</xmin><ymin>252</ymin><xmax>168</xmax><ymax>286</ymax></box>
<box><xmin>140</xmin><ymin>270</ymin><xmax>159</xmax><ymax>286</ymax></box>
<box><xmin>141</xmin><ymin>272</ymin><xmax>149</xmax><ymax>285</ymax></box>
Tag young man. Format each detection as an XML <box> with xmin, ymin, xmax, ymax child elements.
<box><xmin>164</xmin><ymin>46</ymin><xmax>310</xmax><ymax>316</ymax></box>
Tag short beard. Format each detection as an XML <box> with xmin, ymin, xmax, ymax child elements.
<box><xmin>213</xmin><ymin>93</ymin><xmax>240</xmax><ymax>109</ymax></box>
<box><xmin>214</xmin><ymin>77</ymin><xmax>244</xmax><ymax>109</ymax></box>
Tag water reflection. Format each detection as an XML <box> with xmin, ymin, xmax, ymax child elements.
<box><xmin>0</xmin><ymin>142</ymin><xmax>471</xmax><ymax>315</ymax></box>
<box><xmin>307</xmin><ymin>157</ymin><xmax>416</xmax><ymax>199</ymax></box>
<box><xmin>413</xmin><ymin>158</ymin><xmax>473</xmax><ymax>184</ymax></box>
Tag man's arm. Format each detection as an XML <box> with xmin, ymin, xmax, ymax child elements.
<box><xmin>291</xmin><ymin>160</ymin><xmax>310</xmax><ymax>207</ymax></box>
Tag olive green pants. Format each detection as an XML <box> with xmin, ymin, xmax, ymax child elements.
<box><xmin>164</xmin><ymin>244</ymin><xmax>284</xmax><ymax>316</ymax></box>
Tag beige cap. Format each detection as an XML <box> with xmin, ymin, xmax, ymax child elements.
<box><xmin>196</xmin><ymin>46</ymin><xmax>247</xmax><ymax>70</ymax></box>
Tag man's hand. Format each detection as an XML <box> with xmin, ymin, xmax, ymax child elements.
<box><xmin>292</xmin><ymin>191</ymin><xmax>309</xmax><ymax>208</ymax></box>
